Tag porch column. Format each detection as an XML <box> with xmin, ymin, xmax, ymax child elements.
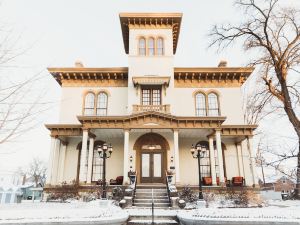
<box><xmin>173</xmin><ymin>129</ymin><xmax>180</xmax><ymax>183</ymax></box>
<box><xmin>58</xmin><ymin>141</ymin><xmax>67</xmax><ymax>184</ymax></box>
<box><xmin>46</xmin><ymin>136</ymin><xmax>57</xmax><ymax>185</ymax></box>
<box><xmin>86</xmin><ymin>136</ymin><xmax>95</xmax><ymax>184</ymax></box>
<box><xmin>51</xmin><ymin>138</ymin><xmax>61</xmax><ymax>185</ymax></box>
<box><xmin>79</xmin><ymin>129</ymin><xmax>88</xmax><ymax>183</ymax></box>
<box><xmin>236</xmin><ymin>143</ymin><xmax>244</xmax><ymax>177</ymax></box>
<box><xmin>208</xmin><ymin>136</ymin><xmax>217</xmax><ymax>185</ymax></box>
<box><xmin>123</xmin><ymin>129</ymin><xmax>130</xmax><ymax>184</ymax></box>
<box><xmin>215</xmin><ymin>129</ymin><xmax>225</xmax><ymax>185</ymax></box>
<box><xmin>247</xmin><ymin>136</ymin><xmax>257</xmax><ymax>186</ymax></box>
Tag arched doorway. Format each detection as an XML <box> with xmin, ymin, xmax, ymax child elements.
<box><xmin>133</xmin><ymin>133</ymin><xmax>169</xmax><ymax>184</ymax></box>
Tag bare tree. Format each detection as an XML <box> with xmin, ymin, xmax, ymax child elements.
<box><xmin>0</xmin><ymin>23</ymin><xmax>49</xmax><ymax>146</ymax></box>
<box><xmin>27</xmin><ymin>158</ymin><xmax>47</xmax><ymax>187</ymax></box>
<box><xmin>209</xmin><ymin>0</ymin><xmax>300</xmax><ymax>197</ymax></box>
<box><xmin>16</xmin><ymin>158</ymin><xmax>47</xmax><ymax>187</ymax></box>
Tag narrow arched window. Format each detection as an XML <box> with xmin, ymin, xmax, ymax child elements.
<box><xmin>208</xmin><ymin>93</ymin><xmax>220</xmax><ymax>116</ymax></box>
<box><xmin>195</xmin><ymin>93</ymin><xmax>206</xmax><ymax>116</ymax></box>
<box><xmin>96</xmin><ymin>92</ymin><xmax>108</xmax><ymax>116</ymax></box>
<box><xmin>156</xmin><ymin>38</ymin><xmax>164</xmax><ymax>55</ymax></box>
<box><xmin>84</xmin><ymin>93</ymin><xmax>95</xmax><ymax>115</ymax></box>
<box><xmin>148</xmin><ymin>37</ymin><xmax>155</xmax><ymax>56</ymax></box>
<box><xmin>138</xmin><ymin>38</ymin><xmax>146</xmax><ymax>56</ymax></box>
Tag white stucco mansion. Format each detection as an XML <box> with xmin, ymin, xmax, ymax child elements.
<box><xmin>45</xmin><ymin>13</ymin><xmax>258</xmax><ymax>190</ymax></box>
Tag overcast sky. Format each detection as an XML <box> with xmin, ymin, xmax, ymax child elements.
<box><xmin>0</xmin><ymin>0</ymin><xmax>299</xmax><ymax>180</ymax></box>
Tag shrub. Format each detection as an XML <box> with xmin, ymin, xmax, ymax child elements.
<box><xmin>179</xmin><ymin>185</ymin><xmax>197</xmax><ymax>203</ymax></box>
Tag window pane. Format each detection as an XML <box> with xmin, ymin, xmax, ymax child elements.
<box><xmin>152</xmin><ymin>89</ymin><xmax>161</xmax><ymax>105</ymax></box>
<box><xmin>148</xmin><ymin>38</ymin><xmax>154</xmax><ymax>56</ymax></box>
<box><xmin>142</xmin><ymin>154</ymin><xmax>150</xmax><ymax>177</ymax></box>
<box><xmin>96</xmin><ymin>92</ymin><xmax>107</xmax><ymax>116</ymax></box>
<box><xmin>139</xmin><ymin>38</ymin><xmax>146</xmax><ymax>56</ymax></box>
<box><xmin>157</xmin><ymin>38</ymin><xmax>164</xmax><ymax>55</ymax></box>
<box><xmin>208</xmin><ymin>93</ymin><xmax>219</xmax><ymax>116</ymax></box>
<box><xmin>84</xmin><ymin>93</ymin><xmax>95</xmax><ymax>115</ymax></box>
<box><xmin>92</xmin><ymin>149</ymin><xmax>103</xmax><ymax>181</ymax></box>
<box><xmin>142</xmin><ymin>89</ymin><xmax>151</xmax><ymax>105</ymax></box>
<box><xmin>195</xmin><ymin>93</ymin><xmax>206</xmax><ymax>116</ymax></box>
<box><xmin>153</xmin><ymin>154</ymin><xmax>162</xmax><ymax>177</ymax></box>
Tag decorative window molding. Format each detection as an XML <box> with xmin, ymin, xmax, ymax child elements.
<box><xmin>138</xmin><ymin>37</ymin><xmax>146</xmax><ymax>56</ymax></box>
<box><xmin>194</xmin><ymin>90</ymin><xmax>221</xmax><ymax>116</ymax></box>
<box><xmin>83</xmin><ymin>90</ymin><xmax>109</xmax><ymax>116</ymax></box>
<box><xmin>148</xmin><ymin>37</ymin><xmax>155</xmax><ymax>56</ymax></box>
<box><xmin>83</xmin><ymin>92</ymin><xmax>95</xmax><ymax>116</ymax></box>
<box><xmin>156</xmin><ymin>37</ymin><xmax>164</xmax><ymax>56</ymax></box>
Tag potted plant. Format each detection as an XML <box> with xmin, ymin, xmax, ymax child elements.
<box><xmin>128</xmin><ymin>170</ymin><xmax>136</xmax><ymax>184</ymax></box>
<box><xmin>166</xmin><ymin>170</ymin><xmax>175</xmax><ymax>183</ymax></box>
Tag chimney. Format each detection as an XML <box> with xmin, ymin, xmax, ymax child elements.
<box><xmin>75</xmin><ymin>60</ymin><xmax>84</xmax><ymax>68</ymax></box>
<box><xmin>218</xmin><ymin>60</ymin><xmax>227</xmax><ymax>67</ymax></box>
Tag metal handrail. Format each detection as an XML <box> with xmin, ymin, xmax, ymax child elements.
<box><xmin>132</xmin><ymin>172</ymin><xmax>137</xmax><ymax>205</ymax></box>
<box><xmin>165</xmin><ymin>172</ymin><xmax>172</xmax><ymax>207</ymax></box>
<box><xmin>151</xmin><ymin>189</ymin><xmax>154</xmax><ymax>225</ymax></box>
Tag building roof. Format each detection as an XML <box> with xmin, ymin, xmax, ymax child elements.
<box><xmin>119</xmin><ymin>13</ymin><xmax>183</xmax><ymax>54</ymax></box>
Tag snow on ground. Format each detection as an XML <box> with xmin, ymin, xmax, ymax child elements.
<box><xmin>0</xmin><ymin>200</ymin><xmax>128</xmax><ymax>224</ymax></box>
<box><xmin>178</xmin><ymin>200</ymin><xmax>300</xmax><ymax>224</ymax></box>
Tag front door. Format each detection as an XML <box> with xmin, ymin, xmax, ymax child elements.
<box><xmin>141</xmin><ymin>152</ymin><xmax>163</xmax><ymax>183</ymax></box>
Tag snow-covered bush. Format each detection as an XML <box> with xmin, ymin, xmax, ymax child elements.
<box><xmin>179</xmin><ymin>186</ymin><xmax>197</xmax><ymax>203</ymax></box>
<box><xmin>112</xmin><ymin>187</ymin><xmax>124</xmax><ymax>202</ymax></box>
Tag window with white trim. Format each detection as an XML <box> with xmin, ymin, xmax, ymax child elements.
<box><xmin>138</xmin><ymin>37</ymin><xmax>146</xmax><ymax>56</ymax></box>
<box><xmin>156</xmin><ymin>38</ymin><xmax>164</xmax><ymax>55</ymax></box>
<box><xmin>195</xmin><ymin>93</ymin><xmax>206</xmax><ymax>116</ymax></box>
<box><xmin>208</xmin><ymin>93</ymin><xmax>219</xmax><ymax>116</ymax></box>
<box><xmin>84</xmin><ymin>93</ymin><xmax>95</xmax><ymax>115</ymax></box>
<box><xmin>96</xmin><ymin>92</ymin><xmax>108</xmax><ymax>116</ymax></box>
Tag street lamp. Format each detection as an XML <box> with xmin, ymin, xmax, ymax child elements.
<box><xmin>190</xmin><ymin>143</ymin><xmax>207</xmax><ymax>200</ymax></box>
<box><xmin>97</xmin><ymin>143</ymin><xmax>113</xmax><ymax>199</ymax></box>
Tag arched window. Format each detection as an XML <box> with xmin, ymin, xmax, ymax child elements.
<box><xmin>96</xmin><ymin>92</ymin><xmax>108</xmax><ymax>116</ymax></box>
<box><xmin>156</xmin><ymin>38</ymin><xmax>164</xmax><ymax>55</ymax></box>
<box><xmin>208</xmin><ymin>93</ymin><xmax>219</xmax><ymax>116</ymax></box>
<box><xmin>148</xmin><ymin>37</ymin><xmax>155</xmax><ymax>56</ymax></box>
<box><xmin>84</xmin><ymin>93</ymin><xmax>95</xmax><ymax>115</ymax></box>
<box><xmin>195</xmin><ymin>93</ymin><xmax>206</xmax><ymax>116</ymax></box>
<box><xmin>138</xmin><ymin>37</ymin><xmax>146</xmax><ymax>56</ymax></box>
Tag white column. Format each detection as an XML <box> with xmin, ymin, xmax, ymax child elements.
<box><xmin>51</xmin><ymin>138</ymin><xmax>61</xmax><ymax>185</ymax></box>
<box><xmin>58</xmin><ymin>142</ymin><xmax>67</xmax><ymax>184</ymax></box>
<box><xmin>79</xmin><ymin>129</ymin><xmax>89</xmax><ymax>183</ymax></box>
<box><xmin>236</xmin><ymin>143</ymin><xmax>244</xmax><ymax>177</ymax></box>
<box><xmin>215</xmin><ymin>129</ymin><xmax>225</xmax><ymax>185</ymax></box>
<box><xmin>247</xmin><ymin>136</ymin><xmax>257</xmax><ymax>186</ymax></box>
<box><xmin>46</xmin><ymin>137</ymin><xmax>56</xmax><ymax>185</ymax></box>
<box><xmin>123</xmin><ymin>129</ymin><xmax>130</xmax><ymax>184</ymax></box>
<box><xmin>87</xmin><ymin>137</ymin><xmax>95</xmax><ymax>183</ymax></box>
<box><xmin>173</xmin><ymin>129</ymin><xmax>180</xmax><ymax>183</ymax></box>
<box><xmin>209</xmin><ymin>136</ymin><xmax>217</xmax><ymax>185</ymax></box>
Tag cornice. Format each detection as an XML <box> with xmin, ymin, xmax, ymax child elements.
<box><xmin>119</xmin><ymin>12</ymin><xmax>182</xmax><ymax>54</ymax></box>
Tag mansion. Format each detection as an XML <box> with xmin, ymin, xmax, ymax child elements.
<box><xmin>45</xmin><ymin>13</ymin><xmax>258</xmax><ymax>189</ymax></box>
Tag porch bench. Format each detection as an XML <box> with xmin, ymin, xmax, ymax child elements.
<box><xmin>202</xmin><ymin>177</ymin><xmax>212</xmax><ymax>185</ymax></box>
<box><xmin>109</xmin><ymin>176</ymin><xmax>123</xmax><ymax>185</ymax></box>
<box><xmin>232</xmin><ymin>176</ymin><xmax>244</xmax><ymax>186</ymax></box>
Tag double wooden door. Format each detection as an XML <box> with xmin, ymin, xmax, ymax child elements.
<box><xmin>140</xmin><ymin>151</ymin><xmax>164</xmax><ymax>183</ymax></box>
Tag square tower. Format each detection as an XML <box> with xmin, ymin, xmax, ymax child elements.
<box><xmin>119</xmin><ymin>13</ymin><xmax>182</xmax><ymax>114</ymax></box>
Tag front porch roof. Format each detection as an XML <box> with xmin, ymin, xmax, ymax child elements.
<box><xmin>77</xmin><ymin>111</ymin><xmax>226</xmax><ymax>129</ymax></box>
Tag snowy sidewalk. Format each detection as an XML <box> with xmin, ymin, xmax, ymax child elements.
<box><xmin>0</xmin><ymin>200</ymin><xmax>128</xmax><ymax>225</ymax></box>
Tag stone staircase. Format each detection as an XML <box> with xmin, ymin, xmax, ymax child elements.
<box><xmin>127</xmin><ymin>185</ymin><xmax>178</xmax><ymax>225</ymax></box>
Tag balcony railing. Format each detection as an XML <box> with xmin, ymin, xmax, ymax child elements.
<box><xmin>132</xmin><ymin>104</ymin><xmax>170</xmax><ymax>114</ymax></box>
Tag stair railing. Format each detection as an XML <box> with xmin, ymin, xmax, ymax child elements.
<box><xmin>165</xmin><ymin>172</ymin><xmax>172</xmax><ymax>207</ymax></box>
<box><xmin>131</xmin><ymin>171</ymin><xmax>137</xmax><ymax>205</ymax></box>
<box><xmin>151</xmin><ymin>188</ymin><xmax>154</xmax><ymax>225</ymax></box>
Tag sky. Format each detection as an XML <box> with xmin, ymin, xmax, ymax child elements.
<box><xmin>0</xmin><ymin>0</ymin><xmax>299</xmax><ymax>180</ymax></box>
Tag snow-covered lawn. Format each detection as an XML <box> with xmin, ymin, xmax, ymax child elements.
<box><xmin>0</xmin><ymin>200</ymin><xmax>128</xmax><ymax>224</ymax></box>
<box><xmin>178</xmin><ymin>200</ymin><xmax>300</xmax><ymax>224</ymax></box>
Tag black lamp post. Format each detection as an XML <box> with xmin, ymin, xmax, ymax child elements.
<box><xmin>190</xmin><ymin>143</ymin><xmax>207</xmax><ymax>200</ymax></box>
<box><xmin>97</xmin><ymin>143</ymin><xmax>113</xmax><ymax>199</ymax></box>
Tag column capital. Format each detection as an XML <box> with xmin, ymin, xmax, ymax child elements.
<box><xmin>124</xmin><ymin>128</ymin><xmax>131</xmax><ymax>132</ymax></box>
<box><xmin>82</xmin><ymin>127</ymin><xmax>89</xmax><ymax>131</ymax></box>
<box><xmin>172</xmin><ymin>128</ymin><xmax>179</xmax><ymax>132</ymax></box>
<box><xmin>214</xmin><ymin>128</ymin><xmax>222</xmax><ymax>132</ymax></box>
<box><xmin>88</xmin><ymin>132</ymin><xmax>96</xmax><ymax>139</ymax></box>
<box><xmin>246</xmin><ymin>135</ymin><xmax>254</xmax><ymax>139</ymax></box>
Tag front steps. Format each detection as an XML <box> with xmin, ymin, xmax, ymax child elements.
<box><xmin>127</xmin><ymin>185</ymin><xmax>178</xmax><ymax>225</ymax></box>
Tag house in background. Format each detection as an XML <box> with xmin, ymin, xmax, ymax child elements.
<box><xmin>45</xmin><ymin>13</ymin><xmax>258</xmax><ymax>194</ymax></box>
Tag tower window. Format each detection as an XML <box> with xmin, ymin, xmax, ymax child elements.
<box><xmin>148</xmin><ymin>38</ymin><xmax>155</xmax><ymax>56</ymax></box>
<box><xmin>157</xmin><ymin>38</ymin><xmax>164</xmax><ymax>55</ymax></box>
<box><xmin>139</xmin><ymin>37</ymin><xmax>146</xmax><ymax>56</ymax></box>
